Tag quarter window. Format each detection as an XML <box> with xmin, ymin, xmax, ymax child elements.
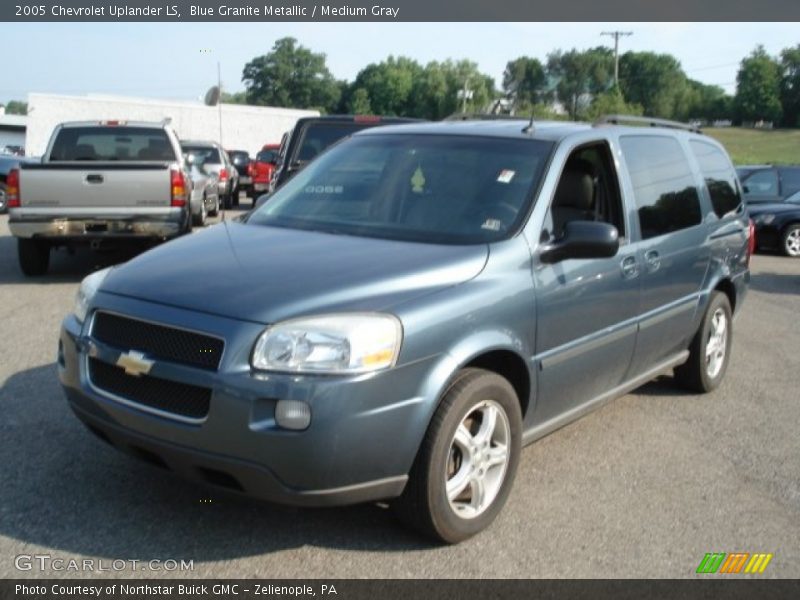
<box><xmin>620</xmin><ymin>136</ymin><xmax>702</xmax><ymax>240</ymax></box>
<box><xmin>689</xmin><ymin>140</ymin><xmax>742</xmax><ymax>219</ymax></box>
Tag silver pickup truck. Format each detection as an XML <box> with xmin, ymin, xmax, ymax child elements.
<box><xmin>8</xmin><ymin>120</ymin><xmax>195</xmax><ymax>276</ymax></box>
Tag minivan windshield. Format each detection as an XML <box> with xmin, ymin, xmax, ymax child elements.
<box><xmin>248</xmin><ymin>133</ymin><xmax>553</xmax><ymax>244</ymax></box>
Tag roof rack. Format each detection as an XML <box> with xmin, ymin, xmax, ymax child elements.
<box><xmin>593</xmin><ymin>114</ymin><xmax>702</xmax><ymax>134</ymax></box>
<box><xmin>444</xmin><ymin>113</ymin><xmax>523</xmax><ymax>122</ymax></box>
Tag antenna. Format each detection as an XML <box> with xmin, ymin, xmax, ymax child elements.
<box><xmin>522</xmin><ymin>109</ymin><xmax>535</xmax><ymax>134</ymax></box>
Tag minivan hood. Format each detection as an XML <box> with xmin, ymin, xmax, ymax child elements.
<box><xmin>102</xmin><ymin>221</ymin><xmax>489</xmax><ymax>323</ymax></box>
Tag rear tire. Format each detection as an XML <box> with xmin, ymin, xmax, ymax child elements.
<box><xmin>18</xmin><ymin>238</ymin><xmax>50</xmax><ymax>276</ymax></box>
<box><xmin>209</xmin><ymin>195</ymin><xmax>219</xmax><ymax>217</ymax></box>
<box><xmin>781</xmin><ymin>224</ymin><xmax>800</xmax><ymax>257</ymax></box>
<box><xmin>674</xmin><ymin>291</ymin><xmax>732</xmax><ymax>393</ymax></box>
<box><xmin>392</xmin><ymin>368</ymin><xmax>522</xmax><ymax>544</ymax></box>
<box><xmin>192</xmin><ymin>197</ymin><xmax>208</xmax><ymax>227</ymax></box>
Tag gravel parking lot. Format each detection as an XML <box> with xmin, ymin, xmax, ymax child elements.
<box><xmin>1</xmin><ymin>211</ymin><xmax>798</xmax><ymax>579</ymax></box>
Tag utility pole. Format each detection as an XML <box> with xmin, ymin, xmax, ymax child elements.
<box><xmin>217</xmin><ymin>61</ymin><xmax>223</xmax><ymax>147</ymax></box>
<box><xmin>601</xmin><ymin>30</ymin><xmax>633</xmax><ymax>87</ymax></box>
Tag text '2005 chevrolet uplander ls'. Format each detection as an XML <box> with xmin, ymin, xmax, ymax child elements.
<box><xmin>58</xmin><ymin>115</ymin><xmax>751</xmax><ymax>543</ymax></box>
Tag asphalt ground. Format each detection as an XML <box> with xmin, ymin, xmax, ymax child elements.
<box><xmin>0</xmin><ymin>208</ymin><xmax>798</xmax><ymax>579</ymax></box>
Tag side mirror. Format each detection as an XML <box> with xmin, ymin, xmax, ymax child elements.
<box><xmin>540</xmin><ymin>220</ymin><xmax>620</xmax><ymax>263</ymax></box>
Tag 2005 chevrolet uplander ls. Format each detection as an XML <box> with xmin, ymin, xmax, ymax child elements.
<box><xmin>59</xmin><ymin>115</ymin><xmax>751</xmax><ymax>543</ymax></box>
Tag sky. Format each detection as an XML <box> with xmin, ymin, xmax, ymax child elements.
<box><xmin>1</xmin><ymin>22</ymin><xmax>798</xmax><ymax>105</ymax></box>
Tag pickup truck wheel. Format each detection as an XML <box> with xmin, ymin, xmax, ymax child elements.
<box><xmin>781</xmin><ymin>224</ymin><xmax>800</xmax><ymax>257</ymax></box>
<box><xmin>18</xmin><ymin>238</ymin><xmax>50</xmax><ymax>276</ymax></box>
<box><xmin>392</xmin><ymin>368</ymin><xmax>521</xmax><ymax>543</ymax></box>
<box><xmin>209</xmin><ymin>195</ymin><xmax>219</xmax><ymax>217</ymax></box>
<box><xmin>0</xmin><ymin>182</ymin><xmax>7</xmax><ymax>213</ymax></box>
<box><xmin>674</xmin><ymin>291</ymin><xmax>732</xmax><ymax>393</ymax></box>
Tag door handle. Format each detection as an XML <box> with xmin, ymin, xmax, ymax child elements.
<box><xmin>85</xmin><ymin>174</ymin><xmax>104</xmax><ymax>184</ymax></box>
<box><xmin>620</xmin><ymin>255</ymin><xmax>639</xmax><ymax>279</ymax></box>
<box><xmin>644</xmin><ymin>250</ymin><xmax>661</xmax><ymax>271</ymax></box>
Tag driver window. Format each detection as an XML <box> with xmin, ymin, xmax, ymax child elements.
<box><xmin>541</xmin><ymin>142</ymin><xmax>625</xmax><ymax>243</ymax></box>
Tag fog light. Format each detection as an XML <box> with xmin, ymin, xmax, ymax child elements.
<box><xmin>275</xmin><ymin>400</ymin><xmax>311</xmax><ymax>430</ymax></box>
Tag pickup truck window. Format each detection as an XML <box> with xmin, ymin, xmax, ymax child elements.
<box><xmin>620</xmin><ymin>135</ymin><xmax>702</xmax><ymax>240</ymax></box>
<box><xmin>250</xmin><ymin>133</ymin><xmax>553</xmax><ymax>244</ymax></box>
<box><xmin>689</xmin><ymin>140</ymin><xmax>742</xmax><ymax>219</ymax></box>
<box><xmin>49</xmin><ymin>127</ymin><xmax>174</xmax><ymax>161</ymax></box>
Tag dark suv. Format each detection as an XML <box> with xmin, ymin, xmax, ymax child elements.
<box><xmin>59</xmin><ymin>116</ymin><xmax>750</xmax><ymax>543</ymax></box>
<box><xmin>267</xmin><ymin>115</ymin><xmax>422</xmax><ymax>195</ymax></box>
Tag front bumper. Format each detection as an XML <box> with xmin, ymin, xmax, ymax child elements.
<box><xmin>9</xmin><ymin>210</ymin><xmax>185</xmax><ymax>240</ymax></box>
<box><xmin>58</xmin><ymin>296</ymin><xmax>441</xmax><ymax>506</ymax></box>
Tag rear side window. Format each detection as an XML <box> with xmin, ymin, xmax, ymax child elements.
<box><xmin>689</xmin><ymin>140</ymin><xmax>742</xmax><ymax>219</ymax></box>
<box><xmin>620</xmin><ymin>135</ymin><xmax>702</xmax><ymax>240</ymax></box>
<box><xmin>257</xmin><ymin>150</ymin><xmax>279</xmax><ymax>163</ymax></box>
<box><xmin>779</xmin><ymin>167</ymin><xmax>800</xmax><ymax>197</ymax></box>
<box><xmin>742</xmin><ymin>169</ymin><xmax>778</xmax><ymax>195</ymax></box>
<box><xmin>49</xmin><ymin>127</ymin><xmax>174</xmax><ymax>161</ymax></box>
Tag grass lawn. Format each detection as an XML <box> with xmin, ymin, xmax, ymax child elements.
<box><xmin>704</xmin><ymin>127</ymin><xmax>800</xmax><ymax>165</ymax></box>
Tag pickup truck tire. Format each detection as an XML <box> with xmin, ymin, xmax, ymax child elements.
<box><xmin>209</xmin><ymin>195</ymin><xmax>219</xmax><ymax>217</ymax></box>
<box><xmin>0</xmin><ymin>182</ymin><xmax>7</xmax><ymax>213</ymax></box>
<box><xmin>674</xmin><ymin>291</ymin><xmax>732</xmax><ymax>393</ymax></box>
<box><xmin>18</xmin><ymin>238</ymin><xmax>50</xmax><ymax>276</ymax></box>
<box><xmin>392</xmin><ymin>368</ymin><xmax>521</xmax><ymax>544</ymax></box>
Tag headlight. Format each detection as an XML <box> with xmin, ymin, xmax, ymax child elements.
<box><xmin>74</xmin><ymin>267</ymin><xmax>112</xmax><ymax>323</ymax></box>
<box><xmin>753</xmin><ymin>213</ymin><xmax>775</xmax><ymax>225</ymax></box>
<box><xmin>251</xmin><ymin>313</ymin><xmax>402</xmax><ymax>374</ymax></box>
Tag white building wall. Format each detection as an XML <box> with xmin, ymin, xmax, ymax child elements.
<box><xmin>25</xmin><ymin>93</ymin><xmax>319</xmax><ymax>157</ymax></box>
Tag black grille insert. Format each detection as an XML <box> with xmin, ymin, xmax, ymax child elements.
<box><xmin>92</xmin><ymin>311</ymin><xmax>224</xmax><ymax>371</ymax></box>
<box><xmin>88</xmin><ymin>358</ymin><xmax>211</xmax><ymax>420</ymax></box>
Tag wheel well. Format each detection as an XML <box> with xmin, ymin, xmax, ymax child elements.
<box><xmin>714</xmin><ymin>279</ymin><xmax>736</xmax><ymax>313</ymax></box>
<box><xmin>464</xmin><ymin>350</ymin><xmax>531</xmax><ymax>417</ymax></box>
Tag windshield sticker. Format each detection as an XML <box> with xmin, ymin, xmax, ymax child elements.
<box><xmin>411</xmin><ymin>166</ymin><xmax>426</xmax><ymax>193</ymax></box>
<box><xmin>497</xmin><ymin>169</ymin><xmax>515</xmax><ymax>184</ymax></box>
<box><xmin>481</xmin><ymin>218</ymin><xmax>502</xmax><ymax>231</ymax></box>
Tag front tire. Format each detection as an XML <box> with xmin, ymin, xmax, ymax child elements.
<box><xmin>674</xmin><ymin>291</ymin><xmax>732</xmax><ymax>393</ymax></box>
<box><xmin>192</xmin><ymin>197</ymin><xmax>208</xmax><ymax>227</ymax></box>
<box><xmin>18</xmin><ymin>238</ymin><xmax>50</xmax><ymax>276</ymax></box>
<box><xmin>393</xmin><ymin>368</ymin><xmax>522</xmax><ymax>544</ymax></box>
<box><xmin>781</xmin><ymin>224</ymin><xmax>800</xmax><ymax>257</ymax></box>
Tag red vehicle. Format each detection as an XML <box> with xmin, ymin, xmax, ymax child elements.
<box><xmin>248</xmin><ymin>144</ymin><xmax>280</xmax><ymax>206</ymax></box>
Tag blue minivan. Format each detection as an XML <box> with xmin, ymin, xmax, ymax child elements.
<box><xmin>58</xmin><ymin>116</ymin><xmax>751</xmax><ymax>542</ymax></box>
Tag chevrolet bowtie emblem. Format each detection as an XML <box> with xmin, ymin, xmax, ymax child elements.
<box><xmin>116</xmin><ymin>350</ymin><xmax>154</xmax><ymax>377</ymax></box>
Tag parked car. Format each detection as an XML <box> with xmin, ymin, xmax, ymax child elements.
<box><xmin>736</xmin><ymin>164</ymin><xmax>800</xmax><ymax>205</ymax></box>
<box><xmin>183</xmin><ymin>151</ymin><xmax>221</xmax><ymax>227</ymax></box>
<box><xmin>749</xmin><ymin>190</ymin><xmax>800</xmax><ymax>257</ymax></box>
<box><xmin>58</xmin><ymin>115</ymin><xmax>750</xmax><ymax>543</ymax></box>
<box><xmin>8</xmin><ymin>120</ymin><xmax>194</xmax><ymax>275</ymax></box>
<box><xmin>180</xmin><ymin>141</ymin><xmax>239</xmax><ymax>209</ymax></box>
<box><xmin>228</xmin><ymin>150</ymin><xmax>252</xmax><ymax>198</ymax></box>
<box><xmin>263</xmin><ymin>115</ymin><xmax>422</xmax><ymax>200</ymax></box>
<box><xmin>249</xmin><ymin>145</ymin><xmax>280</xmax><ymax>205</ymax></box>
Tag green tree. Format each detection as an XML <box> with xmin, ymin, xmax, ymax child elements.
<box><xmin>734</xmin><ymin>46</ymin><xmax>783</xmax><ymax>123</ymax></box>
<box><xmin>685</xmin><ymin>80</ymin><xmax>732</xmax><ymax>122</ymax></box>
<box><xmin>242</xmin><ymin>37</ymin><xmax>341</xmax><ymax>112</ymax></box>
<box><xmin>348</xmin><ymin>56</ymin><xmax>422</xmax><ymax>116</ymax></box>
<box><xmin>546</xmin><ymin>48</ymin><xmax>614</xmax><ymax>120</ymax></box>
<box><xmin>618</xmin><ymin>52</ymin><xmax>691</xmax><ymax>119</ymax></box>
<box><xmin>4</xmin><ymin>100</ymin><xmax>27</xmax><ymax>115</ymax></box>
<box><xmin>346</xmin><ymin>88</ymin><xmax>372</xmax><ymax>114</ymax></box>
<box><xmin>779</xmin><ymin>44</ymin><xmax>800</xmax><ymax>127</ymax></box>
<box><xmin>586</xmin><ymin>86</ymin><xmax>643</xmax><ymax>120</ymax></box>
<box><xmin>502</xmin><ymin>57</ymin><xmax>546</xmax><ymax>111</ymax></box>
<box><xmin>408</xmin><ymin>60</ymin><xmax>496</xmax><ymax>120</ymax></box>
<box><xmin>220</xmin><ymin>91</ymin><xmax>247</xmax><ymax>104</ymax></box>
